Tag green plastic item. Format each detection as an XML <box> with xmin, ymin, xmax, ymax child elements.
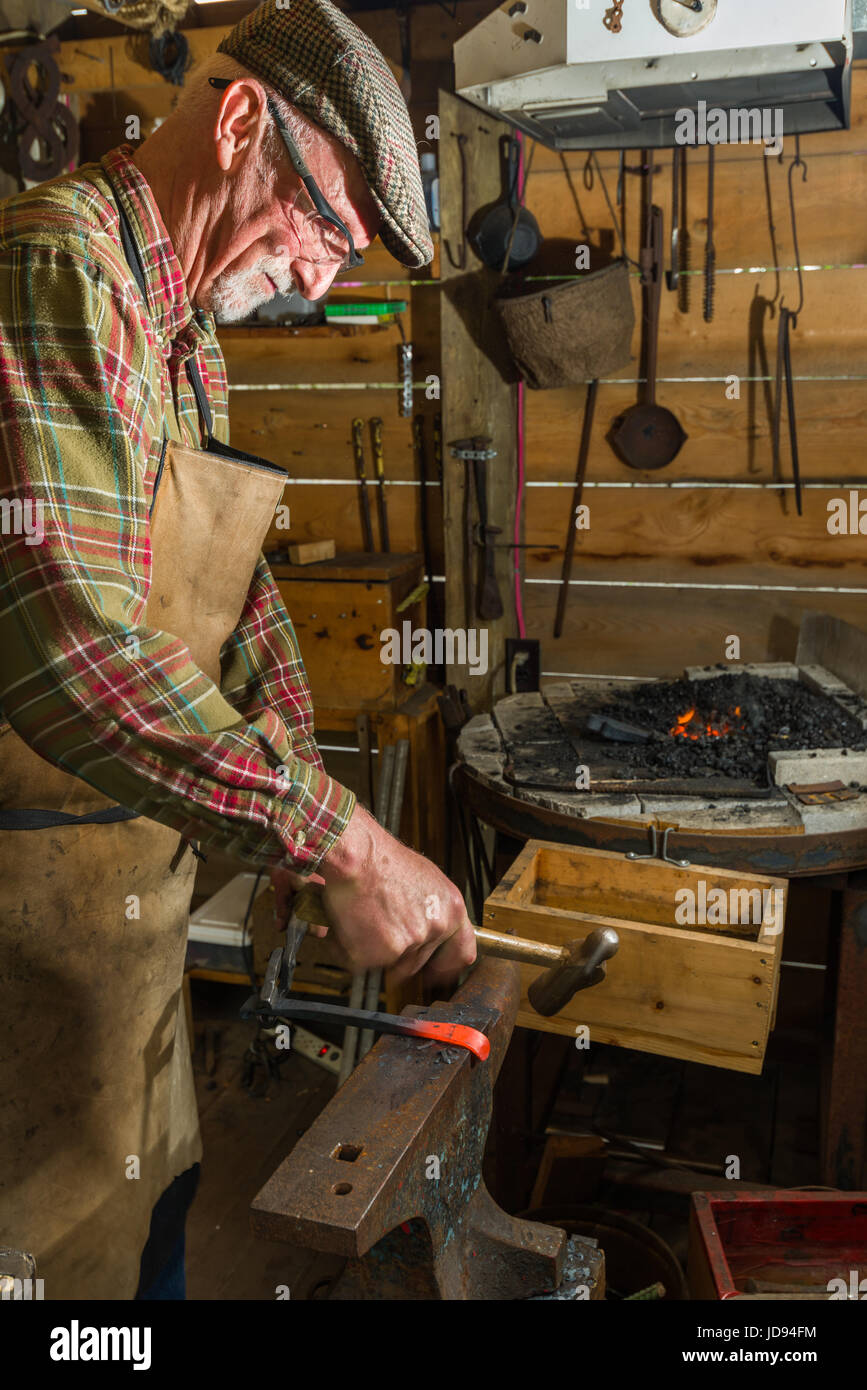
<box><xmin>325</xmin><ymin>300</ymin><xmax>407</xmax><ymax>317</ymax></box>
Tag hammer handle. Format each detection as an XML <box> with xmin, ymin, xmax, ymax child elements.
<box><xmin>292</xmin><ymin>886</ymin><xmax>565</xmax><ymax>970</ymax></box>
<box><xmin>474</xmin><ymin>927</ymin><xmax>565</xmax><ymax>967</ymax></box>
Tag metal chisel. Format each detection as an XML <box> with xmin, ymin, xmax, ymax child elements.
<box><xmin>369</xmin><ymin>416</ymin><xmax>390</xmax><ymax>553</ymax></box>
<box><xmin>351</xmin><ymin>417</ymin><xmax>375</xmax><ymax>551</ymax></box>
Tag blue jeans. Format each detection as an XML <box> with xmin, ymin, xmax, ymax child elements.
<box><xmin>135</xmin><ymin>1163</ymin><xmax>200</xmax><ymax>1301</ymax></box>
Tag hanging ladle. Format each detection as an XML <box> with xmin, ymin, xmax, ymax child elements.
<box><xmin>610</xmin><ymin>202</ymin><xmax>687</xmax><ymax>470</ymax></box>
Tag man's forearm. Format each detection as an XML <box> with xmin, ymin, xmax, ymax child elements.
<box><xmin>1</xmin><ymin>591</ymin><xmax>355</xmax><ymax>870</ymax></box>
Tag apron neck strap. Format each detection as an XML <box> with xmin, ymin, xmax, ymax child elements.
<box><xmin>183</xmin><ymin>357</ymin><xmax>214</xmax><ymax>441</ymax></box>
<box><xmin>114</xmin><ymin>194</ymin><xmax>214</xmax><ymax>445</ymax></box>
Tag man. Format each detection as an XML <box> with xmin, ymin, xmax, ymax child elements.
<box><xmin>0</xmin><ymin>0</ymin><xmax>475</xmax><ymax>1301</ymax></box>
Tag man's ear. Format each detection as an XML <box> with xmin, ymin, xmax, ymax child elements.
<box><xmin>213</xmin><ymin>79</ymin><xmax>266</xmax><ymax>173</ymax></box>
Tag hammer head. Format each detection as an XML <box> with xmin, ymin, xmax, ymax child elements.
<box><xmin>527</xmin><ymin>927</ymin><xmax>619</xmax><ymax>1017</ymax></box>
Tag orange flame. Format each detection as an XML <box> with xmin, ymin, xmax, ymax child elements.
<box><xmin>669</xmin><ymin>704</ymin><xmax>744</xmax><ymax>740</ymax></box>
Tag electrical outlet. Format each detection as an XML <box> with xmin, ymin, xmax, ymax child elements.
<box><xmin>291</xmin><ymin>1026</ymin><xmax>342</xmax><ymax>1075</ymax></box>
<box><xmin>506</xmin><ymin>638</ymin><xmax>540</xmax><ymax>693</ymax></box>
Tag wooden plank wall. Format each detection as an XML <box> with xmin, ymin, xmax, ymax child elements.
<box><xmin>506</xmin><ymin>73</ymin><xmax>867</xmax><ymax>678</ymax></box>
<box><xmin>439</xmin><ymin>88</ymin><xmax>517</xmax><ymax>708</ymax></box>
<box><xmin>39</xmin><ymin>13</ymin><xmax>867</xmax><ymax>686</ymax></box>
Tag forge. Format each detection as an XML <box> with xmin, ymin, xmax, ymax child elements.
<box><xmin>454</xmin><ymin>623</ymin><xmax>867</xmax><ymax>871</ymax></box>
<box><xmin>495</xmin><ymin>664</ymin><xmax>867</xmax><ymax>800</ymax></box>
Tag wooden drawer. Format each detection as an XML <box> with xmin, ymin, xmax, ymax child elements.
<box><xmin>483</xmin><ymin>841</ymin><xmax>787</xmax><ymax>1074</ymax></box>
<box><xmin>271</xmin><ymin>551</ymin><xmax>425</xmax><ymax>710</ymax></box>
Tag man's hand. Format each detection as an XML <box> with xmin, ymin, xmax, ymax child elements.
<box><xmin>313</xmin><ymin>803</ymin><xmax>476</xmax><ymax>985</ymax></box>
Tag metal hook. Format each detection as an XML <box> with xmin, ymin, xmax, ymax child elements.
<box><xmin>781</xmin><ymin>133</ymin><xmax>807</xmax><ymax>324</ymax></box>
<box><xmin>626</xmin><ymin>824</ymin><xmax>691</xmax><ymax>867</ymax></box>
<box><xmin>444</xmin><ymin>132</ymin><xmax>468</xmax><ymax>270</ymax></box>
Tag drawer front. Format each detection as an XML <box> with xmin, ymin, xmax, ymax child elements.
<box><xmin>275</xmin><ymin>578</ymin><xmax>424</xmax><ymax>709</ymax></box>
<box><xmin>484</xmin><ymin>840</ymin><xmax>787</xmax><ymax>1074</ymax></box>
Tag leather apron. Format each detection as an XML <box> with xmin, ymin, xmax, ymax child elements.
<box><xmin>0</xmin><ymin>198</ymin><xmax>288</xmax><ymax>1300</ymax></box>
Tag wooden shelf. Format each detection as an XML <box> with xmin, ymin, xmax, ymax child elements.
<box><xmin>217</xmin><ymin>322</ymin><xmax>398</xmax><ymax>340</ymax></box>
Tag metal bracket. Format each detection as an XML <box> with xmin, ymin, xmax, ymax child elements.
<box><xmin>450</xmin><ymin>438</ymin><xmax>498</xmax><ymax>463</ymax></box>
<box><xmin>397</xmin><ymin>342</ymin><xmax>413</xmax><ymax>419</ymax></box>
<box><xmin>626</xmin><ymin>824</ymin><xmax>691</xmax><ymax>868</ymax></box>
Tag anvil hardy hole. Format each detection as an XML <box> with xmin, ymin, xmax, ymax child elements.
<box><xmin>333</xmin><ymin>1182</ymin><xmax>353</xmax><ymax>1195</ymax></box>
<box><xmin>333</xmin><ymin>1143</ymin><xmax>363</xmax><ymax>1162</ymax></box>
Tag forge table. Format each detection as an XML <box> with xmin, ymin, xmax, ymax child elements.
<box><xmin>454</xmin><ymin>665</ymin><xmax>867</xmax><ymax>1192</ymax></box>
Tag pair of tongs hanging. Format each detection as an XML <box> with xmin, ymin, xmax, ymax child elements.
<box><xmin>772</xmin><ymin>138</ymin><xmax>808</xmax><ymax>517</ymax></box>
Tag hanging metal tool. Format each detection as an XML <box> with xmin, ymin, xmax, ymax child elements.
<box><xmin>351</xmin><ymin>417</ymin><xmax>375</xmax><ymax>551</ymax></box>
<box><xmin>444</xmin><ymin>132</ymin><xmax>469</xmax><ymax>270</ymax></box>
<box><xmin>395</xmin><ymin>0</ymin><xmax>412</xmax><ymax>103</ymax></box>
<box><xmin>413</xmin><ymin>414</ymin><xmax>443</xmax><ymax>645</ymax></box>
<box><xmin>473</xmin><ymin>456</ymin><xmax>503</xmax><ymax>621</ymax></box>
<box><xmin>703</xmin><ymin>145</ymin><xmax>716</xmax><ymax>323</ymax></box>
<box><xmin>148</xmin><ymin>30</ymin><xmax>189</xmax><ymax>86</ymax></box>
<box><xmin>554</xmin><ymin>379</ymin><xmax>598</xmax><ymax>639</ymax></box>
<box><xmin>369</xmin><ymin>416</ymin><xmax>390</xmax><ymax>552</ymax></box>
<box><xmin>666</xmin><ymin>144</ymin><xmax>689</xmax><ymax>314</ymax></box>
<box><xmin>397</xmin><ymin>341</ymin><xmax>413</xmax><ymax>417</ymax></box>
<box><xmin>433</xmin><ymin>411</ymin><xmax>443</xmax><ymax>485</ymax></box>
<box><xmin>8</xmin><ymin>36</ymin><xmax>79</xmax><ymax>183</ymax></box>
<box><xmin>772</xmin><ymin>137</ymin><xmax>808</xmax><ymax>518</ymax></box>
<box><xmin>450</xmin><ymin>436</ymin><xmax>504</xmax><ymax>624</ymax></box>
<box><xmin>470</xmin><ymin>135</ymin><xmax>540</xmax><ymax>272</ymax></box>
<box><xmin>610</xmin><ymin>192</ymin><xmax>687</xmax><ymax>470</ymax></box>
<box><xmin>666</xmin><ymin>146</ymin><xmax>680</xmax><ymax>294</ymax></box>
<box><xmin>397</xmin><ymin>315</ymin><xmax>413</xmax><ymax>418</ymax></box>
<box><xmin>678</xmin><ymin>148</ymin><xmax>690</xmax><ymax>313</ymax></box>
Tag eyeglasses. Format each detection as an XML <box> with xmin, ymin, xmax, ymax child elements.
<box><xmin>209</xmin><ymin>76</ymin><xmax>364</xmax><ymax>270</ymax></box>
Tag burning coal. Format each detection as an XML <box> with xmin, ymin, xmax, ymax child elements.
<box><xmin>589</xmin><ymin>673</ymin><xmax>867</xmax><ymax>786</ymax></box>
<box><xmin>670</xmin><ymin>704</ymin><xmax>744</xmax><ymax>741</ymax></box>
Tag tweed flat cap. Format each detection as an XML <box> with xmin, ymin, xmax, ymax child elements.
<box><xmin>218</xmin><ymin>0</ymin><xmax>433</xmax><ymax>268</ymax></box>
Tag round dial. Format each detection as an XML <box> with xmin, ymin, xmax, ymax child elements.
<box><xmin>653</xmin><ymin>0</ymin><xmax>718</xmax><ymax>39</ymax></box>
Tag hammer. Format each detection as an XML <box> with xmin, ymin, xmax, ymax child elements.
<box><xmin>292</xmin><ymin>885</ymin><xmax>618</xmax><ymax>1017</ymax></box>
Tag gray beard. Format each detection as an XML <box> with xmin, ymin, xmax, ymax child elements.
<box><xmin>207</xmin><ymin>258</ymin><xmax>296</xmax><ymax>324</ymax></box>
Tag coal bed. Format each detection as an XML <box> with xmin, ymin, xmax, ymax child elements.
<box><xmin>592</xmin><ymin>673</ymin><xmax>867</xmax><ymax>786</ymax></box>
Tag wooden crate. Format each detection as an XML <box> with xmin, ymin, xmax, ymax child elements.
<box><xmin>483</xmin><ymin>841</ymin><xmax>788</xmax><ymax>1074</ymax></box>
<box><xmin>688</xmin><ymin>1191</ymin><xmax>867</xmax><ymax>1299</ymax></box>
<box><xmin>272</xmin><ymin>552</ymin><xmax>425</xmax><ymax>710</ymax></box>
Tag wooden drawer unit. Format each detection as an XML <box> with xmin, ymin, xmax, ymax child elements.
<box><xmin>271</xmin><ymin>551</ymin><xmax>425</xmax><ymax>710</ymax></box>
<box><xmin>483</xmin><ymin>841</ymin><xmax>787</xmax><ymax>1074</ymax></box>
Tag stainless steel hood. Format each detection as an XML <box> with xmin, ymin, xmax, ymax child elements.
<box><xmin>454</xmin><ymin>0</ymin><xmax>855</xmax><ymax>150</ymax></box>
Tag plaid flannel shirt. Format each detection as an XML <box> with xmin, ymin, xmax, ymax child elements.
<box><xmin>0</xmin><ymin>145</ymin><xmax>355</xmax><ymax>869</ymax></box>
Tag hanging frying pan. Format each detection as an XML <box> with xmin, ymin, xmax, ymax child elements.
<box><xmin>609</xmin><ymin>204</ymin><xmax>687</xmax><ymax>470</ymax></box>
<box><xmin>469</xmin><ymin>135</ymin><xmax>540</xmax><ymax>272</ymax></box>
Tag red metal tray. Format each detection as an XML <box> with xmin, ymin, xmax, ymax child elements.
<box><xmin>689</xmin><ymin>1191</ymin><xmax>867</xmax><ymax>1299</ymax></box>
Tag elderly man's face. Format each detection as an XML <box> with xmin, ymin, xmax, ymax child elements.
<box><xmin>198</xmin><ymin>81</ymin><xmax>381</xmax><ymax>324</ymax></box>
